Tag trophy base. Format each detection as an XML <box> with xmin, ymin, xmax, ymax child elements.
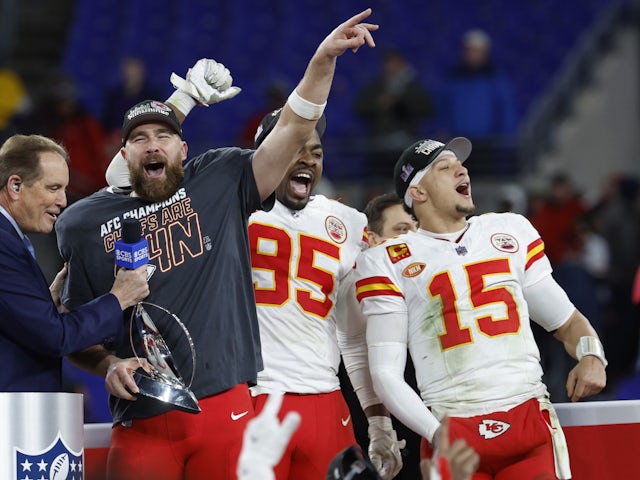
<box><xmin>133</xmin><ymin>369</ymin><xmax>201</xmax><ymax>413</ymax></box>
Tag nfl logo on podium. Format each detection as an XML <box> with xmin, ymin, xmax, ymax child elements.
<box><xmin>15</xmin><ymin>434</ymin><xmax>83</xmax><ymax>480</ymax></box>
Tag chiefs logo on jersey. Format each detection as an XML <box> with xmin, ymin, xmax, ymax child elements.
<box><xmin>386</xmin><ymin>243</ymin><xmax>411</xmax><ymax>264</ymax></box>
<box><xmin>325</xmin><ymin>216</ymin><xmax>347</xmax><ymax>244</ymax></box>
<box><xmin>490</xmin><ymin>233</ymin><xmax>519</xmax><ymax>253</ymax></box>
<box><xmin>478</xmin><ymin>419</ymin><xmax>511</xmax><ymax>439</ymax></box>
<box><xmin>402</xmin><ymin>262</ymin><xmax>426</xmax><ymax>277</ymax></box>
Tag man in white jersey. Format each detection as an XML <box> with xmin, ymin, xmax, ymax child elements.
<box><xmin>360</xmin><ymin>193</ymin><xmax>478</xmax><ymax>480</ymax></box>
<box><xmin>248</xmin><ymin>109</ymin><xmax>404</xmax><ymax>480</ymax></box>
<box><xmin>354</xmin><ymin>137</ymin><xmax>607</xmax><ymax>479</ymax></box>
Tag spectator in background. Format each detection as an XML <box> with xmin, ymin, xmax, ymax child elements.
<box><xmin>0</xmin><ymin>65</ymin><xmax>31</xmax><ymax>143</ymax></box>
<box><xmin>591</xmin><ymin>174</ymin><xmax>640</xmax><ymax>386</ymax></box>
<box><xmin>528</xmin><ymin>172</ymin><xmax>603</xmax><ymax>400</ymax></box>
<box><xmin>238</xmin><ymin>81</ymin><xmax>288</xmax><ymax>148</ymax></box>
<box><xmin>438</xmin><ymin>29</ymin><xmax>518</xmax><ymax>174</ymax></box>
<box><xmin>19</xmin><ymin>73</ymin><xmax>110</xmax><ymax>204</ymax></box>
<box><xmin>353</xmin><ymin>49</ymin><xmax>433</xmax><ymax>184</ymax></box>
<box><xmin>529</xmin><ymin>172</ymin><xmax>587</xmax><ymax>267</ymax></box>
<box><xmin>101</xmin><ymin>56</ymin><xmax>164</xmax><ymax>157</ymax></box>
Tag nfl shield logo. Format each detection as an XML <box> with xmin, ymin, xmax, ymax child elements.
<box><xmin>15</xmin><ymin>435</ymin><xmax>83</xmax><ymax>480</ymax></box>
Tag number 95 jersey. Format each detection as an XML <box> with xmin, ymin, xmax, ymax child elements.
<box><xmin>355</xmin><ymin>213</ymin><xmax>557</xmax><ymax>416</ymax></box>
<box><xmin>249</xmin><ymin>195</ymin><xmax>367</xmax><ymax>394</ymax></box>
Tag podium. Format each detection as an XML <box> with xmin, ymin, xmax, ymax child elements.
<box><xmin>0</xmin><ymin>392</ymin><xmax>84</xmax><ymax>479</ymax></box>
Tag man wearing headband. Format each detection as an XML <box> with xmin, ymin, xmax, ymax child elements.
<box><xmin>354</xmin><ymin>137</ymin><xmax>606</xmax><ymax>479</ymax></box>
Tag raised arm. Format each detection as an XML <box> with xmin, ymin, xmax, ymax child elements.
<box><xmin>252</xmin><ymin>8</ymin><xmax>378</xmax><ymax>200</ymax></box>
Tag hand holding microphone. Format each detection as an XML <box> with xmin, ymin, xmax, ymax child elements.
<box><xmin>110</xmin><ymin>218</ymin><xmax>150</xmax><ymax>310</ymax></box>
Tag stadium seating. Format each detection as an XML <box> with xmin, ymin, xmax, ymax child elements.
<box><xmin>61</xmin><ymin>0</ymin><xmax>613</xmax><ymax>175</ymax></box>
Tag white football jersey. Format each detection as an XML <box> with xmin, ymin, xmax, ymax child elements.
<box><xmin>355</xmin><ymin>213</ymin><xmax>559</xmax><ymax>416</ymax></box>
<box><xmin>249</xmin><ymin>195</ymin><xmax>367</xmax><ymax>394</ymax></box>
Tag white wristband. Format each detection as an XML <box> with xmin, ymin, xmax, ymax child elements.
<box><xmin>166</xmin><ymin>89</ymin><xmax>197</xmax><ymax>117</ymax></box>
<box><xmin>576</xmin><ymin>336</ymin><xmax>608</xmax><ymax>368</ymax></box>
<box><xmin>368</xmin><ymin>415</ymin><xmax>392</xmax><ymax>430</ymax></box>
<box><xmin>287</xmin><ymin>89</ymin><xmax>326</xmax><ymax>120</ymax></box>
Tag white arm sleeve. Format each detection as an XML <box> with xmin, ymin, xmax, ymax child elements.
<box><xmin>336</xmin><ymin>272</ymin><xmax>380</xmax><ymax>410</ymax></box>
<box><xmin>524</xmin><ymin>274</ymin><xmax>575</xmax><ymax>332</ymax></box>
<box><xmin>367</xmin><ymin>312</ymin><xmax>440</xmax><ymax>442</ymax></box>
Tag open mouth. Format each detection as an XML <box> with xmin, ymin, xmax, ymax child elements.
<box><xmin>289</xmin><ymin>172</ymin><xmax>313</xmax><ymax>198</ymax></box>
<box><xmin>144</xmin><ymin>162</ymin><xmax>165</xmax><ymax>178</ymax></box>
<box><xmin>456</xmin><ymin>182</ymin><xmax>470</xmax><ymax>196</ymax></box>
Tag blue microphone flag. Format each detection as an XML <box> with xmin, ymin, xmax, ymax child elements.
<box><xmin>115</xmin><ymin>218</ymin><xmax>149</xmax><ymax>269</ymax></box>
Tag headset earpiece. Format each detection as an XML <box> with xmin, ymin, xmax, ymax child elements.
<box><xmin>12</xmin><ymin>183</ymin><xmax>20</xmax><ymax>192</ymax></box>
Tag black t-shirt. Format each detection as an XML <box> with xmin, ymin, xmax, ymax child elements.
<box><xmin>56</xmin><ymin>147</ymin><xmax>273</xmax><ymax>422</ymax></box>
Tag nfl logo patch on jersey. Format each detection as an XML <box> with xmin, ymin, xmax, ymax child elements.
<box><xmin>490</xmin><ymin>233</ymin><xmax>519</xmax><ymax>253</ymax></box>
<box><xmin>386</xmin><ymin>243</ymin><xmax>411</xmax><ymax>264</ymax></box>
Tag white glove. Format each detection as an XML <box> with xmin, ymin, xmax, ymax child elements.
<box><xmin>170</xmin><ymin>58</ymin><xmax>241</xmax><ymax>106</ymax></box>
<box><xmin>237</xmin><ymin>393</ymin><xmax>301</xmax><ymax>480</ymax></box>
<box><xmin>105</xmin><ymin>151</ymin><xmax>130</xmax><ymax>188</ymax></box>
<box><xmin>367</xmin><ymin>416</ymin><xmax>406</xmax><ymax>480</ymax></box>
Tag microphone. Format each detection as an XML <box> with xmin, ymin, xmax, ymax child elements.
<box><xmin>115</xmin><ymin>218</ymin><xmax>149</xmax><ymax>269</ymax></box>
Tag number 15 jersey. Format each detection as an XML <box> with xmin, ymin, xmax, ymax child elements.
<box><xmin>355</xmin><ymin>212</ymin><xmax>567</xmax><ymax>417</ymax></box>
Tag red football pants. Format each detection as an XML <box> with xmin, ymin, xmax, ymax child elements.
<box><xmin>421</xmin><ymin>398</ymin><xmax>558</xmax><ymax>480</ymax></box>
<box><xmin>252</xmin><ymin>390</ymin><xmax>357</xmax><ymax>480</ymax></box>
<box><xmin>107</xmin><ymin>383</ymin><xmax>254</xmax><ymax>480</ymax></box>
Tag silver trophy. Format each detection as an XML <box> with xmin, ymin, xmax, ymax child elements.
<box><xmin>129</xmin><ymin>302</ymin><xmax>200</xmax><ymax>413</ymax></box>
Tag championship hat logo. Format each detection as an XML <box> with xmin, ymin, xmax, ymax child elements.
<box><xmin>15</xmin><ymin>434</ymin><xmax>83</xmax><ymax>479</ymax></box>
<box><xmin>414</xmin><ymin>139</ymin><xmax>444</xmax><ymax>157</ymax></box>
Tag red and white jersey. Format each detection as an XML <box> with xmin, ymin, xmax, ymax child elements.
<box><xmin>355</xmin><ymin>213</ymin><xmax>561</xmax><ymax>416</ymax></box>
<box><xmin>249</xmin><ymin>195</ymin><xmax>367</xmax><ymax>394</ymax></box>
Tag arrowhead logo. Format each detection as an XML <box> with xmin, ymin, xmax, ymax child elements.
<box><xmin>231</xmin><ymin>411</ymin><xmax>249</xmax><ymax>421</ymax></box>
<box><xmin>478</xmin><ymin>419</ymin><xmax>511</xmax><ymax>439</ymax></box>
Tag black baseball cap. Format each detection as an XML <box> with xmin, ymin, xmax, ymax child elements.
<box><xmin>254</xmin><ymin>107</ymin><xmax>327</xmax><ymax>148</ymax></box>
<box><xmin>326</xmin><ymin>445</ymin><xmax>381</xmax><ymax>480</ymax></box>
<box><xmin>122</xmin><ymin>100</ymin><xmax>182</xmax><ymax>145</ymax></box>
<box><xmin>394</xmin><ymin>137</ymin><xmax>472</xmax><ymax>206</ymax></box>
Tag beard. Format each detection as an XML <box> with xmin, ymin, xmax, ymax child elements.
<box><xmin>456</xmin><ymin>204</ymin><xmax>476</xmax><ymax>216</ymax></box>
<box><xmin>129</xmin><ymin>156</ymin><xmax>185</xmax><ymax>203</ymax></box>
<box><xmin>277</xmin><ymin>192</ymin><xmax>309</xmax><ymax>211</ymax></box>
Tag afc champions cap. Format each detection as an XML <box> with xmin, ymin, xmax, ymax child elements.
<box><xmin>254</xmin><ymin>107</ymin><xmax>327</xmax><ymax>148</ymax></box>
<box><xmin>394</xmin><ymin>137</ymin><xmax>472</xmax><ymax>207</ymax></box>
<box><xmin>122</xmin><ymin>100</ymin><xmax>182</xmax><ymax>145</ymax></box>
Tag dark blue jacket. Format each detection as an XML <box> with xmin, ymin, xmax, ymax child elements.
<box><xmin>439</xmin><ymin>63</ymin><xmax>518</xmax><ymax>138</ymax></box>
<box><xmin>0</xmin><ymin>214</ymin><xmax>123</xmax><ymax>391</ymax></box>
